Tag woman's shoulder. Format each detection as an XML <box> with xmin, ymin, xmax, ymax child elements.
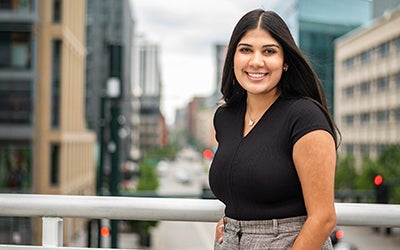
<box><xmin>215</xmin><ymin>102</ymin><xmax>243</xmax><ymax>116</ymax></box>
<box><xmin>280</xmin><ymin>97</ymin><xmax>323</xmax><ymax>115</ymax></box>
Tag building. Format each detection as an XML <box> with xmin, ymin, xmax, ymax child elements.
<box><xmin>335</xmin><ymin>7</ymin><xmax>400</xmax><ymax>161</ymax></box>
<box><xmin>208</xmin><ymin>44</ymin><xmax>227</xmax><ymax>106</ymax></box>
<box><xmin>0</xmin><ymin>0</ymin><xmax>96</xmax><ymax>245</ymax></box>
<box><xmin>373</xmin><ymin>0</ymin><xmax>400</xmax><ymax>18</ymax></box>
<box><xmin>33</xmin><ymin>0</ymin><xmax>96</xmax><ymax>244</ymax></box>
<box><xmin>132</xmin><ymin>36</ymin><xmax>164</xmax><ymax>154</ymax></box>
<box><xmin>187</xmin><ymin>97</ymin><xmax>216</xmax><ymax>150</ymax></box>
<box><xmin>296</xmin><ymin>0</ymin><xmax>371</xmax><ymax>115</ymax></box>
<box><xmin>85</xmin><ymin>0</ymin><xmax>136</xmax><ymax>164</ymax></box>
<box><xmin>0</xmin><ymin>0</ymin><xmax>36</xmax><ymax>244</ymax></box>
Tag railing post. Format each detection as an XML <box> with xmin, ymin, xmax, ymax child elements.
<box><xmin>42</xmin><ymin>217</ymin><xmax>63</xmax><ymax>247</ymax></box>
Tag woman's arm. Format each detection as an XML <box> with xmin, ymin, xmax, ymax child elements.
<box><xmin>292</xmin><ymin>130</ymin><xmax>337</xmax><ymax>249</ymax></box>
<box><xmin>215</xmin><ymin>218</ymin><xmax>224</xmax><ymax>244</ymax></box>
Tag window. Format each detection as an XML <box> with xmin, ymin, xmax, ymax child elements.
<box><xmin>395</xmin><ymin>108</ymin><xmax>400</xmax><ymax>123</ymax></box>
<box><xmin>0</xmin><ymin>80</ymin><xmax>32</xmax><ymax>124</ymax></box>
<box><xmin>395</xmin><ymin>72</ymin><xmax>400</xmax><ymax>88</ymax></box>
<box><xmin>344</xmin><ymin>86</ymin><xmax>354</xmax><ymax>97</ymax></box>
<box><xmin>360</xmin><ymin>50</ymin><xmax>370</xmax><ymax>65</ymax></box>
<box><xmin>376</xmin><ymin>110</ymin><xmax>389</xmax><ymax>123</ymax></box>
<box><xmin>0</xmin><ymin>146</ymin><xmax>32</xmax><ymax>190</ymax></box>
<box><xmin>376</xmin><ymin>42</ymin><xmax>390</xmax><ymax>58</ymax></box>
<box><xmin>359</xmin><ymin>81</ymin><xmax>371</xmax><ymax>95</ymax></box>
<box><xmin>51</xmin><ymin>40</ymin><xmax>61</xmax><ymax>128</ymax></box>
<box><xmin>53</xmin><ymin>0</ymin><xmax>61</xmax><ymax>23</ymax></box>
<box><xmin>50</xmin><ymin>144</ymin><xmax>60</xmax><ymax>185</ymax></box>
<box><xmin>360</xmin><ymin>112</ymin><xmax>370</xmax><ymax>125</ymax></box>
<box><xmin>360</xmin><ymin>144</ymin><xmax>370</xmax><ymax>157</ymax></box>
<box><xmin>377</xmin><ymin>77</ymin><xmax>389</xmax><ymax>92</ymax></box>
<box><xmin>0</xmin><ymin>31</ymin><xmax>31</xmax><ymax>69</ymax></box>
<box><xmin>344</xmin><ymin>114</ymin><xmax>354</xmax><ymax>126</ymax></box>
<box><xmin>345</xmin><ymin>144</ymin><xmax>354</xmax><ymax>155</ymax></box>
<box><xmin>395</xmin><ymin>36</ymin><xmax>400</xmax><ymax>52</ymax></box>
<box><xmin>344</xmin><ymin>57</ymin><xmax>355</xmax><ymax>69</ymax></box>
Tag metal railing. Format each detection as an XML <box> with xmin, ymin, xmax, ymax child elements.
<box><xmin>0</xmin><ymin>194</ymin><xmax>400</xmax><ymax>249</ymax></box>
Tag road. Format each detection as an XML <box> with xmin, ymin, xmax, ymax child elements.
<box><xmin>151</xmin><ymin>151</ymin><xmax>216</xmax><ymax>249</ymax></box>
<box><xmin>337</xmin><ymin>226</ymin><xmax>400</xmax><ymax>250</ymax></box>
<box><xmin>152</xmin><ymin>221</ymin><xmax>215</xmax><ymax>250</ymax></box>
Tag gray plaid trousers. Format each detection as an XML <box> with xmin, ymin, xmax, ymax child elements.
<box><xmin>214</xmin><ymin>216</ymin><xmax>333</xmax><ymax>250</ymax></box>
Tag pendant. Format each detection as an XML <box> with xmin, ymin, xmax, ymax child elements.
<box><xmin>248</xmin><ymin>119</ymin><xmax>255</xmax><ymax>126</ymax></box>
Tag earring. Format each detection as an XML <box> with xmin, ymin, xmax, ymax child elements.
<box><xmin>283</xmin><ymin>64</ymin><xmax>288</xmax><ymax>72</ymax></box>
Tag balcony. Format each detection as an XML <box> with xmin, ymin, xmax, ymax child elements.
<box><xmin>0</xmin><ymin>194</ymin><xmax>400</xmax><ymax>249</ymax></box>
<box><xmin>0</xmin><ymin>0</ymin><xmax>35</xmax><ymax>25</ymax></box>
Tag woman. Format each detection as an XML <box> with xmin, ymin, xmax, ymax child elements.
<box><xmin>209</xmin><ymin>9</ymin><xmax>340</xmax><ymax>249</ymax></box>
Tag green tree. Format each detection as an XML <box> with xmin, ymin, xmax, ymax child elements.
<box><xmin>376</xmin><ymin>145</ymin><xmax>400</xmax><ymax>203</ymax></box>
<box><xmin>136</xmin><ymin>159</ymin><xmax>159</xmax><ymax>191</ymax></box>
<box><xmin>355</xmin><ymin>156</ymin><xmax>379</xmax><ymax>190</ymax></box>
<box><xmin>335</xmin><ymin>155</ymin><xmax>357</xmax><ymax>190</ymax></box>
<box><xmin>377</xmin><ymin>145</ymin><xmax>400</xmax><ymax>177</ymax></box>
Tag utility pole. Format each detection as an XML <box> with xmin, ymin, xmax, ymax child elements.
<box><xmin>108</xmin><ymin>44</ymin><xmax>123</xmax><ymax>248</ymax></box>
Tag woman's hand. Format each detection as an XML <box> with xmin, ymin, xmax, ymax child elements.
<box><xmin>215</xmin><ymin>218</ymin><xmax>224</xmax><ymax>244</ymax></box>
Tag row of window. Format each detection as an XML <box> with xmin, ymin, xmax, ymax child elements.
<box><xmin>343</xmin><ymin>36</ymin><xmax>400</xmax><ymax>69</ymax></box>
<box><xmin>343</xmin><ymin>143</ymin><xmax>389</xmax><ymax>157</ymax></box>
<box><xmin>0</xmin><ymin>32</ymin><xmax>31</xmax><ymax>69</ymax></box>
<box><xmin>342</xmin><ymin>108</ymin><xmax>400</xmax><ymax>126</ymax></box>
<box><xmin>342</xmin><ymin>71</ymin><xmax>400</xmax><ymax>97</ymax></box>
<box><xmin>0</xmin><ymin>82</ymin><xmax>32</xmax><ymax>124</ymax></box>
<box><xmin>51</xmin><ymin>40</ymin><xmax>61</xmax><ymax>128</ymax></box>
<box><xmin>0</xmin><ymin>0</ymin><xmax>32</xmax><ymax>11</ymax></box>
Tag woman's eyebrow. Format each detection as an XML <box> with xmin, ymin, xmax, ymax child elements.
<box><xmin>237</xmin><ymin>43</ymin><xmax>280</xmax><ymax>48</ymax></box>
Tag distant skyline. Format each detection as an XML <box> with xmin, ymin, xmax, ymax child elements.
<box><xmin>131</xmin><ymin>0</ymin><xmax>281</xmax><ymax>124</ymax></box>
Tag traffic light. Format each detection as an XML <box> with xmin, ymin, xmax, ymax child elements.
<box><xmin>330</xmin><ymin>228</ymin><xmax>344</xmax><ymax>246</ymax></box>
<box><xmin>374</xmin><ymin>174</ymin><xmax>388</xmax><ymax>204</ymax></box>
<box><xmin>373</xmin><ymin>174</ymin><xmax>383</xmax><ymax>186</ymax></box>
<box><xmin>100</xmin><ymin>226</ymin><xmax>110</xmax><ymax>237</ymax></box>
<box><xmin>202</xmin><ymin>149</ymin><xmax>214</xmax><ymax>159</ymax></box>
<box><xmin>373</xmin><ymin>174</ymin><xmax>392</xmax><ymax>235</ymax></box>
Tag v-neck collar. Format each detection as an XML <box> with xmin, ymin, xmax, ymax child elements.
<box><xmin>241</xmin><ymin>96</ymin><xmax>281</xmax><ymax>138</ymax></box>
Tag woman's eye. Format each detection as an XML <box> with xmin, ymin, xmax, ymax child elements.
<box><xmin>265</xmin><ymin>49</ymin><xmax>276</xmax><ymax>54</ymax></box>
<box><xmin>239</xmin><ymin>47</ymin><xmax>251</xmax><ymax>53</ymax></box>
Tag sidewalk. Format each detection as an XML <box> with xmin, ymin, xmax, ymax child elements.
<box><xmin>68</xmin><ymin>230</ymin><xmax>146</xmax><ymax>249</ymax></box>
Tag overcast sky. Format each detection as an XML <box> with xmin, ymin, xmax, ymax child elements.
<box><xmin>131</xmin><ymin>0</ymin><xmax>281</xmax><ymax>124</ymax></box>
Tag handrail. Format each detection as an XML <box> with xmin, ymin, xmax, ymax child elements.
<box><xmin>0</xmin><ymin>193</ymin><xmax>400</xmax><ymax>227</ymax></box>
<box><xmin>0</xmin><ymin>194</ymin><xmax>225</xmax><ymax>222</ymax></box>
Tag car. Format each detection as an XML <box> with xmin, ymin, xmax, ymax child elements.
<box><xmin>175</xmin><ymin>169</ymin><xmax>191</xmax><ymax>184</ymax></box>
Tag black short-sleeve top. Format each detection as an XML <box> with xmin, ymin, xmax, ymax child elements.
<box><xmin>209</xmin><ymin>96</ymin><xmax>334</xmax><ymax>220</ymax></box>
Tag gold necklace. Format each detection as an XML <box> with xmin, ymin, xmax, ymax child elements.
<box><xmin>247</xmin><ymin>110</ymin><xmax>255</xmax><ymax>126</ymax></box>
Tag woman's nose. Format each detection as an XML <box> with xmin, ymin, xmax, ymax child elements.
<box><xmin>249</xmin><ymin>52</ymin><xmax>265</xmax><ymax>67</ymax></box>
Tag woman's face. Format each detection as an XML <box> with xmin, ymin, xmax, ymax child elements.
<box><xmin>233</xmin><ymin>28</ymin><xmax>285</xmax><ymax>98</ymax></box>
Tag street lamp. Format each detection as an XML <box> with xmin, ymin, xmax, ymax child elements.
<box><xmin>96</xmin><ymin>76</ymin><xmax>122</xmax><ymax>248</ymax></box>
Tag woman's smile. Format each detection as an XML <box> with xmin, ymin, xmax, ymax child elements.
<box><xmin>234</xmin><ymin>28</ymin><xmax>285</xmax><ymax>97</ymax></box>
<box><xmin>246</xmin><ymin>72</ymin><xmax>268</xmax><ymax>80</ymax></box>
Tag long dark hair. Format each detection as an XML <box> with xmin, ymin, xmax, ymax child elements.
<box><xmin>220</xmin><ymin>9</ymin><xmax>340</xmax><ymax>145</ymax></box>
